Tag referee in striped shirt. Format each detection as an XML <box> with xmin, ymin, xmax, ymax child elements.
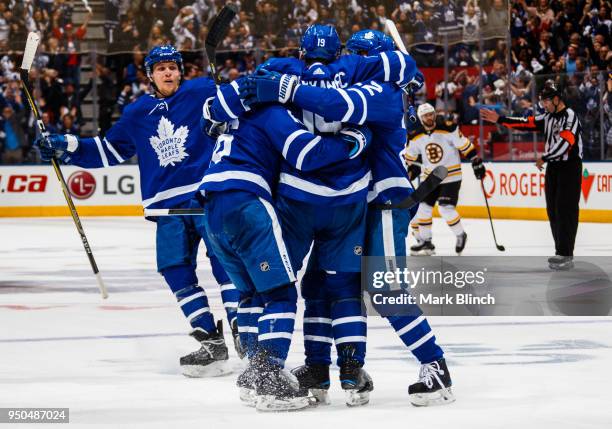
<box><xmin>481</xmin><ymin>80</ymin><xmax>583</xmax><ymax>270</ymax></box>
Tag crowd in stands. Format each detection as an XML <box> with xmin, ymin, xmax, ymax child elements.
<box><xmin>0</xmin><ymin>1</ymin><xmax>609</xmax><ymax>162</ymax></box>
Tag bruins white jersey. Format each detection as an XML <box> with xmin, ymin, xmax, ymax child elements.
<box><xmin>404</xmin><ymin>119</ymin><xmax>474</xmax><ymax>184</ymax></box>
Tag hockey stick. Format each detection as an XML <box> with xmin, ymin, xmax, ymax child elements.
<box><xmin>384</xmin><ymin>19</ymin><xmax>418</xmax><ymax>122</ymax></box>
<box><xmin>144</xmin><ymin>208</ymin><xmax>204</xmax><ymax>216</ymax></box>
<box><xmin>20</xmin><ymin>32</ymin><xmax>108</xmax><ymax>298</ymax></box>
<box><xmin>479</xmin><ymin>178</ymin><xmax>505</xmax><ymax>251</ymax></box>
<box><xmin>374</xmin><ymin>165</ymin><xmax>447</xmax><ymax>210</ymax></box>
<box><xmin>205</xmin><ymin>3</ymin><xmax>239</xmax><ymax>84</ymax></box>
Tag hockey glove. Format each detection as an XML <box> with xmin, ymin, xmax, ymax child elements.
<box><xmin>241</xmin><ymin>69</ymin><xmax>299</xmax><ymax>105</ymax></box>
<box><xmin>402</xmin><ymin>71</ymin><xmax>425</xmax><ymax>94</ymax></box>
<box><xmin>339</xmin><ymin>126</ymin><xmax>372</xmax><ymax>159</ymax></box>
<box><xmin>471</xmin><ymin>156</ymin><xmax>486</xmax><ymax>180</ymax></box>
<box><xmin>34</xmin><ymin>134</ymin><xmax>79</xmax><ymax>162</ymax></box>
<box><xmin>201</xmin><ymin>97</ymin><xmax>228</xmax><ymax>139</ymax></box>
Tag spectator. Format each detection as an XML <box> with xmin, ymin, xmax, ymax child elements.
<box><xmin>0</xmin><ymin>105</ymin><xmax>27</xmax><ymax>164</ymax></box>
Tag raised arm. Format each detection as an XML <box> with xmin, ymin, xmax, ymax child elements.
<box><xmin>264</xmin><ymin>106</ymin><xmax>371</xmax><ymax>172</ymax></box>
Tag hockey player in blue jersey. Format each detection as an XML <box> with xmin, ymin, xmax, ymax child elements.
<box><xmin>207</xmin><ymin>24</ymin><xmax>426</xmax><ymax>407</ymax></box>
<box><xmin>243</xmin><ymin>29</ymin><xmax>456</xmax><ymax>407</ymax></box>
<box><xmin>34</xmin><ymin>45</ymin><xmax>241</xmax><ymax>377</ymax></box>
<box><xmin>199</xmin><ymin>83</ymin><xmax>372</xmax><ymax>411</ymax></box>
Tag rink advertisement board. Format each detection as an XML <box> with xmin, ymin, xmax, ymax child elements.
<box><xmin>0</xmin><ymin>163</ymin><xmax>610</xmax><ymax>221</ymax></box>
<box><xmin>450</xmin><ymin>162</ymin><xmax>612</xmax><ymax>223</ymax></box>
<box><xmin>0</xmin><ymin>165</ymin><xmax>142</xmax><ymax>217</ymax></box>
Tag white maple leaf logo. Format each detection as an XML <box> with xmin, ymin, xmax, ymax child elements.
<box><xmin>149</xmin><ymin>116</ymin><xmax>190</xmax><ymax>167</ymax></box>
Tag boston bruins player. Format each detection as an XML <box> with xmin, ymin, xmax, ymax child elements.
<box><xmin>405</xmin><ymin>103</ymin><xmax>485</xmax><ymax>255</ymax></box>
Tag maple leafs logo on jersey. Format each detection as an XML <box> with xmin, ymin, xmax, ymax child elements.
<box><xmin>149</xmin><ymin>116</ymin><xmax>189</xmax><ymax>167</ymax></box>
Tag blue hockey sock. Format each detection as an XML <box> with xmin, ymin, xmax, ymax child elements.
<box><xmin>386</xmin><ymin>314</ymin><xmax>444</xmax><ymax>364</ymax></box>
<box><xmin>326</xmin><ymin>272</ymin><xmax>366</xmax><ymax>366</ymax></box>
<box><xmin>237</xmin><ymin>293</ymin><xmax>263</xmax><ymax>359</ymax></box>
<box><xmin>219</xmin><ymin>282</ymin><xmax>240</xmax><ymax>327</ymax></box>
<box><xmin>162</xmin><ymin>264</ymin><xmax>216</xmax><ymax>334</ymax></box>
<box><xmin>258</xmin><ymin>284</ymin><xmax>298</xmax><ymax>366</ymax></box>
<box><xmin>303</xmin><ymin>299</ymin><xmax>333</xmax><ymax>366</ymax></box>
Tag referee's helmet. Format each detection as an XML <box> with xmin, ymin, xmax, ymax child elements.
<box><xmin>539</xmin><ymin>80</ymin><xmax>561</xmax><ymax>100</ymax></box>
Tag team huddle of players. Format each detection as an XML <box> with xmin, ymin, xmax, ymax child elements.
<box><xmin>35</xmin><ymin>23</ymin><xmax>485</xmax><ymax>412</ymax></box>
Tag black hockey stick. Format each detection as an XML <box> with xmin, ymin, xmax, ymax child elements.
<box><xmin>479</xmin><ymin>178</ymin><xmax>505</xmax><ymax>252</ymax></box>
<box><xmin>205</xmin><ymin>3</ymin><xmax>239</xmax><ymax>84</ymax></box>
<box><xmin>373</xmin><ymin>165</ymin><xmax>448</xmax><ymax>210</ymax></box>
<box><xmin>20</xmin><ymin>32</ymin><xmax>108</xmax><ymax>298</ymax></box>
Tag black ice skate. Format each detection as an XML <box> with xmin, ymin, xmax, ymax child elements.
<box><xmin>252</xmin><ymin>353</ymin><xmax>310</xmax><ymax>412</ymax></box>
<box><xmin>455</xmin><ymin>232</ymin><xmax>468</xmax><ymax>254</ymax></box>
<box><xmin>411</xmin><ymin>240</ymin><xmax>436</xmax><ymax>256</ymax></box>
<box><xmin>408</xmin><ymin>358</ymin><xmax>455</xmax><ymax>407</ymax></box>
<box><xmin>230</xmin><ymin>318</ymin><xmax>246</xmax><ymax>359</ymax></box>
<box><xmin>291</xmin><ymin>364</ymin><xmax>331</xmax><ymax>405</ymax></box>
<box><xmin>549</xmin><ymin>255</ymin><xmax>574</xmax><ymax>270</ymax></box>
<box><xmin>236</xmin><ymin>363</ymin><xmax>257</xmax><ymax>407</ymax></box>
<box><xmin>180</xmin><ymin>320</ymin><xmax>232</xmax><ymax>378</ymax></box>
<box><xmin>339</xmin><ymin>359</ymin><xmax>374</xmax><ymax>407</ymax></box>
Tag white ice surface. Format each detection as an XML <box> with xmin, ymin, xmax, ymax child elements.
<box><xmin>1</xmin><ymin>217</ymin><xmax>611</xmax><ymax>429</ymax></box>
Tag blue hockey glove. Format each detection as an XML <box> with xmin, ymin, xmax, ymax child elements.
<box><xmin>403</xmin><ymin>71</ymin><xmax>424</xmax><ymax>93</ymax></box>
<box><xmin>241</xmin><ymin>69</ymin><xmax>299</xmax><ymax>105</ymax></box>
<box><xmin>201</xmin><ymin>97</ymin><xmax>228</xmax><ymax>138</ymax></box>
<box><xmin>34</xmin><ymin>134</ymin><xmax>79</xmax><ymax>162</ymax></box>
<box><xmin>339</xmin><ymin>125</ymin><xmax>372</xmax><ymax>159</ymax></box>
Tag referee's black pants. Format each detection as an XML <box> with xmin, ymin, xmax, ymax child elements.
<box><xmin>544</xmin><ymin>158</ymin><xmax>582</xmax><ymax>257</ymax></box>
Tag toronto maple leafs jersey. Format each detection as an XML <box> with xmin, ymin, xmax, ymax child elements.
<box><xmin>291</xmin><ymin>79</ymin><xmax>412</xmax><ymax>204</ymax></box>
<box><xmin>405</xmin><ymin>118</ymin><xmax>475</xmax><ymax>184</ymax></box>
<box><xmin>64</xmin><ymin>77</ymin><xmax>217</xmax><ymax>209</ymax></box>
<box><xmin>209</xmin><ymin>54</ymin><xmax>419</xmax><ymax>206</ymax></box>
<box><xmin>199</xmin><ymin>105</ymin><xmax>362</xmax><ymax>202</ymax></box>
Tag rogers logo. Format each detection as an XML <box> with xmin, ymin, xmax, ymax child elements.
<box><xmin>482</xmin><ymin>169</ymin><xmax>495</xmax><ymax>198</ymax></box>
<box><xmin>67</xmin><ymin>171</ymin><xmax>96</xmax><ymax>199</ymax></box>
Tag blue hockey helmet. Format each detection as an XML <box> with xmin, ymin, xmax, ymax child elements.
<box><xmin>346</xmin><ymin>30</ymin><xmax>395</xmax><ymax>55</ymax></box>
<box><xmin>144</xmin><ymin>45</ymin><xmax>184</xmax><ymax>78</ymax></box>
<box><xmin>300</xmin><ymin>24</ymin><xmax>342</xmax><ymax>63</ymax></box>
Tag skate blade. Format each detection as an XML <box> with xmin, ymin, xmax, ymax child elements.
<box><xmin>410</xmin><ymin>249</ymin><xmax>436</xmax><ymax>256</ymax></box>
<box><xmin>255</xmin><ymin>395</ymin><xmax>310</xmax><ymax>412</ymax></box>
<box><xmin>345</xmin><ymin>389</ymin><xmax>370</xmax><ymax>407</ymax></box>
<box><xmin>239</xmin><ymin>387</ymin><xmax>257</xmax><ymax>407</ymax></box>
<box><xmin>409</xmin><ymin>387</ymin><xmax>456</xmax><ymax>407</ymax></box>
<box><xmin>549</xmin><ymin>261</ymin><xmax>574</xmax><ymax>271</ymax></box>
<box><xmin>181</xmin><ymin>360</ymin><xmax>233</xmax><ymax>378</ymax></box>
<box><xmin>309</xmin><ymin>389</ymin><xmax>331</xmax><ymax>406</ymax></box>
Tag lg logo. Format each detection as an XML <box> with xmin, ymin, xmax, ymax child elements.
<box><xmin>67</xmin><ymin>171</ymin><xmax>96</xmax><ymax>199</ymax></box>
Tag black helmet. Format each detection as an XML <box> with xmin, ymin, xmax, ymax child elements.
<box><xmin>539</xmin><ymin>79</ymin><xmax>560</xmax><ymax>100</ymax></box>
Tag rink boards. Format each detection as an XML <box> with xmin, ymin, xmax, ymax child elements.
<box><xmin>0</xmin><ymin>163</ymin><xmax>610</xmax><ymax>222</ymax></box>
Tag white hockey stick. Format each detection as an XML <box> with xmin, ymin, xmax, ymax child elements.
<box><xmin>385</xmin><ymin>19</ymin><xmax>408</xmax><ymax>54</ymax></box>
<box><xmin>144</xmin><ymin>208</ymin><xmax>204</xmax><ymax>217</ymax></box>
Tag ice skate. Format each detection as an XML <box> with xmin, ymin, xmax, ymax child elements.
<box><xmin>237</xmin><ymin>363</ymin><xmax>257</xmax><ymax>407</ymax></box>
<box><xmin>230</xmin><ymin>318</ymin><xmax>246</xmax><ymax>359</ymax></box>
<box><xmin>408</xmin><ymin>358</ymin><xmax>455</xmax><ymax>407</ymax></box>
<box><xmin>291</xmin><ymin>364</ymin><xmax>331</xmax><ymax>405</ymax></box>
<box><xmin>252</xmin><ymin>353</ymin><xmax>310</xmax><ymax>412</ymax></box>
<box><xmin>339</xmin><ymin>359</ymin><xmax>373</xmax><ymax>407</ymax></box>
<box><xmin>180</xmin><ymin>321</ymin><xmax>232</xmax><ymax>377</ymax></box>
<box><xmin>549</xmin><ymin>256</ymin><xmax>574</xmax><ymax>271</ymax></box>
<box><xmin>455</xmin><ymin>232</ymin><xmax>467</xmax><ymax>254</ymax></box>
<box><xmin>410</xmin><ymin>240</ymin><xmax>436</xmax><ymax>256</ymax></box>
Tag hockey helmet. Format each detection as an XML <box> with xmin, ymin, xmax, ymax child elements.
<box><xmin>144</xmin><ymin>45</ymin><xmax>184</xmax><ymax>78</ymax></box>
<box><xmin>300</xmin><ymin>24</ymin><xmax>342</xmax><ymax>63</ymax></box>
<box><xmin>346</xmin><ymin>30</ymin><xmax>395</xmax><ymax>55</ymax></box>
<box><xmin>539</xmin><ymin>79</ymin><xmax>560</xmax><ymax>100</ymax></box>
<box><xmin>417</xmin><ymin>103</ymin><xmax>436</xmax><ymax>122</ymax></box>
